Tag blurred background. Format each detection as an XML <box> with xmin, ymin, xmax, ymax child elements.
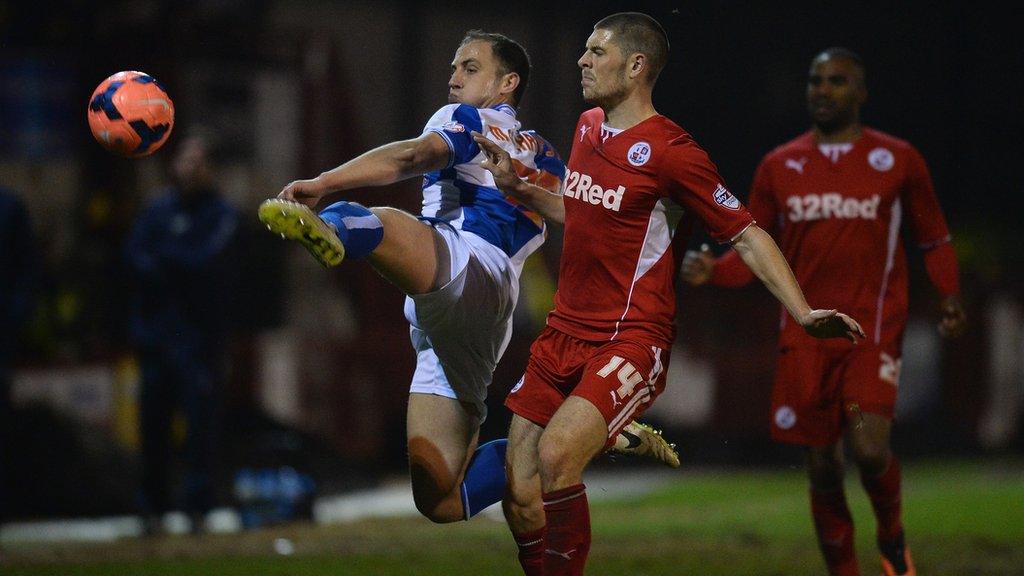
<box><xmin>1</xmin><ymin>0</ymin><xmax>1021</xmax><ymax>531</ymax></box>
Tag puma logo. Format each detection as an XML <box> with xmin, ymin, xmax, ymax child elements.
<box><xmin>610</xmin><ymin>390</ymin><xmax>623</xmax><ymax>409</ymax></box>
<box><xmin>545</xmin><ymin>548</ymin><xmax>578</xmax><ymax>561</ymax></box>
<box><xmin>785</xmin><ymin>157</ymin><xmax>807</xmax><ymax>174</ymax></box>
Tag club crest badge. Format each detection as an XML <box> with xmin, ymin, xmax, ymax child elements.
<box><xmin>441</xmin><ymin>120</ymin><xmax>465</xmax><ymax>134</ymax></box>
<box><xmin>774</xmin><ymin>406</ymin><xmax>797</xmax><ymax>429</ymax></box>
<box><xmin>627</xmin><ymin>141</ymin><xmax>652</xmax><ymax>166</ymax></box>
<box><xmin>868</xmin><ymin>147</ymin><xmax>894</xmax><ymax>172</ymax></box>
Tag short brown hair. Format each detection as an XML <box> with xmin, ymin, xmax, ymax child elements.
<box><xmin>594</xmin><ymin>12</ymin><xmax>670</xmax><ymax>83</ymax></box>
<box><xmin>460</xmin><ymin>30</ymin><xmax>531</xmax><ymax>106</ymax></box>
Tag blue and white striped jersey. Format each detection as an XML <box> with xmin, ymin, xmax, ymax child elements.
<box><xmin>422</xmin><ymin>103</ymin><xmax>565</xmax><ymax>272</ymax></box>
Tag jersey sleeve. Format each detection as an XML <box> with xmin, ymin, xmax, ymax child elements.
<box><xmin>901</xmin><ymin>145</ymin><xmax>951</xmax><ymax>248</ymax></box>
<box><xmin>526</xmin><ymin>132</ymin><xmax>566</xmax><ymax>193</ymax></box>
<box><xmin>661</xmin><ymin>141</ymin><xmax>754</xmax><ymax>243</ymax></box>
<box><xmin>747</xmin><ymin>157</ymin><xmax>780</xmax><ymax>235</ymax></box>
<box><xmin>708</xmin><ymin>155</ymin><xmax>780</xmax><ymax>287</ymax></box>
<box><xmin>531</xmin><ymin>134</ymin><xmax>566</xmax><ymax>179</ymax></box>
<box><xmin>423</xmin><ymin>103</ymin><xmax>484</xmax><ymax>168</ymax></box>
<box><xmin>901</xmin><ymin>146</ymin><xmax>961</xmax><ymax>295</ymax></box>
<box><xmin>923</xmin><ymin>242</ymin><xmax>961</xmax><ymax>296</ymax></box>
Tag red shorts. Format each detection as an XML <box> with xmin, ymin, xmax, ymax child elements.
<box><xmin>770</xmin><ymin>338</ymin><xmax>903</xmax><ymax>446</ymax></box>
<box><xmin>505</xmin><ymin>326</ymin><xmax>668</xmax><ymax>447</ymax></box>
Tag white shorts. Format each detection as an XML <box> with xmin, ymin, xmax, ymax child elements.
<box><xmin>404</xmin><ymin>226</ymin><xmax>518</xmax><ymax>421</ymax></box>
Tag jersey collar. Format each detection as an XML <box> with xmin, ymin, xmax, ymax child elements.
<box><xmin>493</xmin><ymin>103</ymin><xmax>517</xmax><ymax>117</ymax></box>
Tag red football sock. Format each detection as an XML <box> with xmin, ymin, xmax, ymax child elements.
<box><xmin>513</xmin><ymin>527</ymin><xmax>546</xmax><ymax>576</ymax></box>
<box><xmin>810</xmin><ymin>488</ymin><xmax>859</xmax><ymax>576</ymax></box>
<box><xmin>542</xmin><ymin>484</ymin><xmax>590</xmax><ymax>576</ymax></box>
<box><xmin>860</xmin><ymin>456</ymin><xmax>904</xmax><ymax>543</ymax></box>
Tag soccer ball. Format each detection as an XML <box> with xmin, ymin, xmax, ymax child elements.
<box><xmin>87</xmin><ymin>71</ymin><xmax>174</xmax><ymax>158</ymax></box>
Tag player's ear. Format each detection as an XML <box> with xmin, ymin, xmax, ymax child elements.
<box><xmin>501</xmin><ymin>72</ymin><xmax>520</xmax><ymax>98</ymax></box>
<box><xmin>628</xmin><ymin>54</ymin><xmax>646</xmax><ymax>79</ymax></box>
<box><xmin>854</xmin><ymin>72</ymin><xmax>868</xmax><ymax>105</ymax></box>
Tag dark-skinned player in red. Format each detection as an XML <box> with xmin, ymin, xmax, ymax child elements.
<box><xmin>682</xmin><ymin>48</ymin><xmax>966</xmax><ymax>576</ymax></box>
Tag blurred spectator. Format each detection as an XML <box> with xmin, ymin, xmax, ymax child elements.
<box><xmin>0</xmin><ymin>186</ymin><xmax>37</xmax><ymax>519</ymax></box>
<box><xmin>123</xmin><ymin>130</ymin><xmax>240</xmax><ymax>532</ymax></box>
<box><xmin>978</xmin><ymin>292</ymin><xmax>1024</xmax><ymax>450</ymax></box>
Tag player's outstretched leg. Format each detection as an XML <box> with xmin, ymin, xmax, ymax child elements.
<box><xmin>258</xmin><ymin>198</ymin><xmax>383</xmax><ymax>267</ymax></box>
<box><xmin>609</xmin><ymin>420</ymin><xmax>680</xmax><ymax>468</ymax></box>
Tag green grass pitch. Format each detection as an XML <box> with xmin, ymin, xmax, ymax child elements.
<box><xmin>4</xmin><ymin>458</ymin><xmax>1022</xmax><ymax>575</ymax></box>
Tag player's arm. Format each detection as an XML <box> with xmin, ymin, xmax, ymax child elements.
<box><xmin>682</xmin><ymin>159</ymin><xmax>776</xmax><ymax>288</ymax></box>
<box><xmin>731</xmin><ymin>224</ymin><xmax>865</xmax><ymax>342</ymax></box>
<box><xmin>928</xmin><ymin>247</ymin><xmax>965</xmax><ymax>338</ymax></box>
<box><xmin>902</xmin><ymin>146</ymin><xmax>966</xmax><ymax>338</ymax></box>
<box><xmin>681</xmin><ymin>244</ymin><xmax>753</xmax><ymax>287</ymax></box>
<box><xmin>471</xmin><ymin>132</ymin><xmax>565</xmax><ymax>224</ymax></box>
<box><xmin>278</xmin><ymin>133</ymin><xmax>451</xmax><ymax>207</ymax></box>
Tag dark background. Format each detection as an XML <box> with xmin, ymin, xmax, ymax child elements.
<box><xmin>1</xmin><ymin>0</ymin><xmax>1021</xmax><ymax>518</ymax></box>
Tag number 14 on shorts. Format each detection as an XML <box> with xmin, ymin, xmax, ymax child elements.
<box><xmin>597</xmin><ymin>355</ymin><xmax>644</xmax><ymax>407</ymax></box>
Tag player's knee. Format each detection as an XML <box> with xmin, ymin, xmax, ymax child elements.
<box><xmin>408</xmin><ymin>447</ymin><xmax>461</xmax><ymax>523</ymax></box>
<box><xmin>852</xmin><ymin>443</ymin><xmax>891</xmax><ymax>476</ymax></box>
<box><xmin>410</xmin><ymin>482</ymin><xmax>461</xmax><ymax>524</ymax></box>
<box><xmin>537</xmin><ymin>433</ymin><xmax>578</xmax><ymax>485</ymax></box>
<box><xmin>369</xmin><ymin>206</ymin><xmax>402</xmax><ymax>226</ymax></box>
<box><xmin>416</xmin><ymin>505</ymin><xmax>461</xmax><ymax>524</ymax></box>
<box><xmin>807</xmin><ymin>453</ymin><xmax>844</xmax><ymax>490</ymax></box>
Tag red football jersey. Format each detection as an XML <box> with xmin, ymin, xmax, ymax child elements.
<box><xmin>546</xmin><ymin>108</ymin><xmax>754</xmax><ymax>349</ymax></box>
<box><xmin>749</xmin><ymin>128</ymin><xmax>951</xmax><ymax>345</ymax></box>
